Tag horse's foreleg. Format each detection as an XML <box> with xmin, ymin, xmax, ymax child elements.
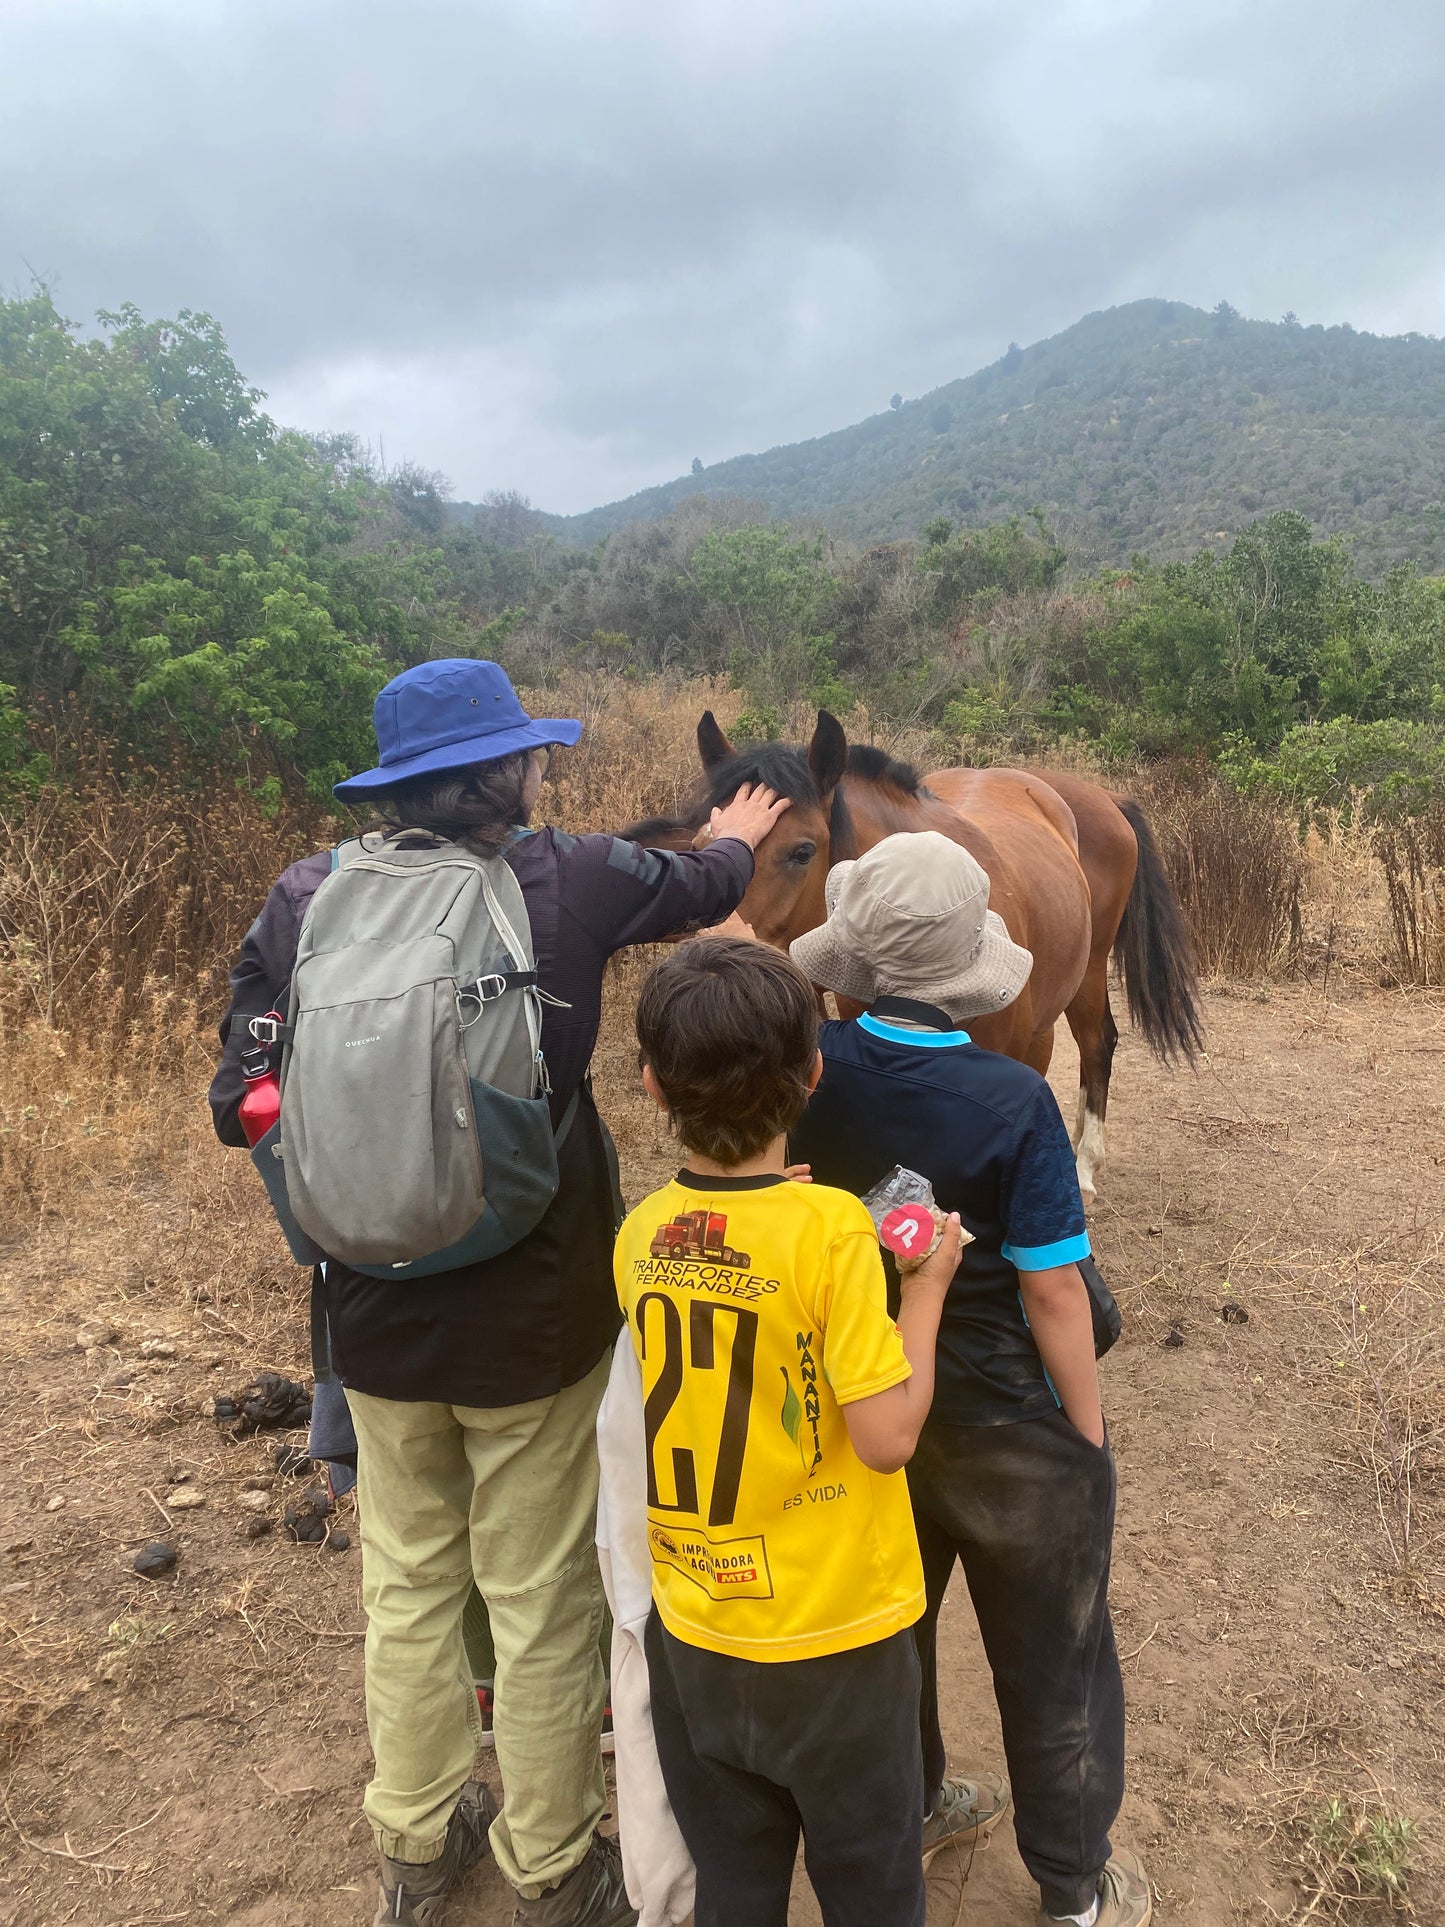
<box><xmin>1063</xmin><ymin>959</ymin><xmax>1118</xmax><ymax>1210</ymax></box>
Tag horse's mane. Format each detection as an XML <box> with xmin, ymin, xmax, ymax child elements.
<box><xmin>622</xmin><ymin>738</ymin><xmax>856</xmax><ymax>855</ymax></box>
<box><xmin>844</xmin><ymin>744</ymin><xmax>926</xmax><ymax>795</ymax></box>
<box><xmin>624</xmin><ymin>743</ymin><xmax>821</xmax><ymax>841</ymax></box>
<box><xmin>703</xmin><ymin>743</ymin><xmax>821</xmax><ymax>815</ymax></box>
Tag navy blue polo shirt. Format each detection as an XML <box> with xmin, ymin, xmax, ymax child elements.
<box><xmin>789</xmin><ymin>998</ymin><xmax>1090</xmax><ymax>1427</ymax></box>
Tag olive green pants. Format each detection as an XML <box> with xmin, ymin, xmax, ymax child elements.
<box><xmin>462</xmin><ymin>1585</ymin><xmax>611</xmax><ymax>1685</ymax></box>
<box><xmin>348</xmin><ymin>1353</ymin><xmax>609</xmax><ymax>1896</ymax></box>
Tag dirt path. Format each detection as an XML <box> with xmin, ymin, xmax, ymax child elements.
<box><xmin>1</xmin><ymin>981</ymin><xmax>1441</xmax><ymax>1926</ymax></box>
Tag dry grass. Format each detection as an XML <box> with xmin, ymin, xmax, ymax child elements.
<box><xmin>0</xmin><ymin>675</ymin><xmax>1411</xmax><ymax>1224</ymax></box>
<box><xmin>1138</xmin><ymin>763</ymin><xmax>1306</xmax><ymax>979</ymax></box>
<box><xmin>525</xmin><ymin>672</ymin><xmax>742</xmax><ymax>834</ymax></box>
<box><xmin>0</xmin><ymin>722</ymin><xmax>338</xmax><ymax>1035</ymax></box>
<box><xmin>0</xmin><ymin>679</ymin><xmax>741</xmax><ymax>1215</ymax></box>
<box><xmin>5</xmin><ymin>677</ymin><xmax>1434</xmax><ymax>1606</ymax></box>
<box><xmin>1374</xmin><ymin>806</ymin><xmax>1445</xmax><ymax>989</ymax></box>
<box><xmin>0</xmin><ymin>679</ymin><xmax>1413</xmax><ymax>1222</ymax></box>
<box><xmin>2</xmin><ymin>962</ymin><xmax>1443</xmax><ymax>1917</ymax></box>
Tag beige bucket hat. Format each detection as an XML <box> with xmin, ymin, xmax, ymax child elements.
<box><xmin>789</xmin><ymin>830</ymin><xmax>1033</xmax><ymax>1020</ymax></box>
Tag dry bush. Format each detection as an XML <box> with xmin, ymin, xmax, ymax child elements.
<box><xmin>527</xmin><ymin>674</ymin><xmax>741</xmax><ymax>832</ymax></box>
<box><xmin>1374</xmin><ymin>805</ymin><xmax>1445</xmax><ymax>988</ymax></box>
<box><xmin>0</xmin><ymin>742</ymin><xmax>336</xmax><ymax>1035</ymax></box>
<box><xmin>2</xmin><ymin>678</ymin><xmax>1423</xmax><ymax>1227</ymax></box>
<box><xmin>1293</xmin><ymin>813</ymin><xmax>1389</xmax><ymax>987</ymax></box>
<box><xmin>0</xmin><ymin>739</ymin><xmax>335</xmax><ymax>1213</ymax></box>
<box><xmin>1334</xmin><ymin>1270</ymin><xmax>1445</xmax><ymax>1577</ymax></box>
<box><xmin>0</xmin><ymin>993</ymin><xmax>228</xmax><ymax>1216</ymax></box>
<box><xmin>0</xmin><ymin>679</ymin><xmax>742</xmax><ymax>1215</ymax></box>
<box><xmin>1138</xmin><ymin>764</ymin><xmax>1305</xmax><ymax>978</ymax></box>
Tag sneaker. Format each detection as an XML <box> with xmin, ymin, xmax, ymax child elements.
<box><xmin>921</xmin><ymin>1769</ymin><xmax>1011</xmax><ymax>1867</ymax></box>
<box><xmin>475</xmin><ymin>1681</ymin><xmax>614</xmax><ymax>1757</ymax></box>
<box><xmin>512</xmin><ymin>1832</ymin><xmax>637</xmax><ymax>1927</ymax></box>
<box><xmin>1041</xmin><ymin>1848</ymin><xmax>1153</xmax><ymax>1927</ymax></box>
<box><xmin>374</xmin><ymin>1781</ymin><xmax>499</xmax><ymax>1926</ymax></box>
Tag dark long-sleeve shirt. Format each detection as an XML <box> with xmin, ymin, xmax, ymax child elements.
<box><xmin>209</xmin><ymin>826</ymin><xmax>753</xmax><ymax>1405</ymax></box>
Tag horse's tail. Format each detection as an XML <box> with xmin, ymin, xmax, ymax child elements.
<box><xmin>1115</xmin><ymin>800</ymin><xmax>1204</xmax><ymax>1066</ymax></box>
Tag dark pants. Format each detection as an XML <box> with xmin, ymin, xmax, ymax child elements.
<box><xmin>645</xmin><ymin>1613</ymin><xmax>927</xmax><ymax>1927</ymax></box>
<box><xmin>908</xmin><ymin>1408</ymin><xmax>1125</xmax><ymax>1919</ymax></box>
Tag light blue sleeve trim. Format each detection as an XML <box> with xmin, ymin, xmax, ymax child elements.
<box><xmin>1002</xmin><ymin>1231</ymin><xmax>1092</xmax><ymax>1271</ymax></box>
<box><xmin>857</xmin><ymin>1013</ymin><xmax>971</xmax><ymax>1048</ymax></box>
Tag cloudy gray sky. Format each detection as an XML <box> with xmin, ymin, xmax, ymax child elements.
<box><xmin>3</xmin><ymin>0</ymin><xmax>1444</xmax><ymax>513</ymax></box>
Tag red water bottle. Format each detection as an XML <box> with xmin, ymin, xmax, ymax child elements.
<box><xmin>238</xmin><ymin>1012</ymin><xmax>285</xmax><ymax>1148</ymax></box>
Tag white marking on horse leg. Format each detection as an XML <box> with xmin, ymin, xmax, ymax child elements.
<box><xmin>1071</xmin><ymin>1086</ymin><xmax>1088</xmax><ymax>1151</ymax></box>
<box><xmin>1075</xmin><ymin>1105</ymin><xmax>1107</xmax><ymax>1211</ymax></box>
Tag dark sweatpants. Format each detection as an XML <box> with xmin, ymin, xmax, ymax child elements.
<box><xmin>907</xmin><ymin>1408</ymin><xmax>1125</xmax><ymax>1920</ymax></box>
<box><xmin>644</xmin><ymin>1613</ymin><xmax>927</xmax><ymax>1927</ymax></box>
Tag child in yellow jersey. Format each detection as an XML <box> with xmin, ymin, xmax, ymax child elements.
<box><xmin>614</xmin><ymin>937</ymin><xmax>963</xmax><ymax>1927</ymax></box>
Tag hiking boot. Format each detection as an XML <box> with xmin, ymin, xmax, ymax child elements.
<box><xmin>373</xmin><ymin>1781</ymin><xmax>499</xmax><ymax>1926</ymax></box>
<box><xmin>1040</xmin><ymin>1847</ymin><xmax>1153</xmax><ymax>1927</ymax></box>
<box><xmin>512</xmin><ymin>1832</ymin><xmax>637</xmax><ymax>1927</ymax></box>
<box><xmin>921</xmin><ymin>1768</ymin><xmax>1011</xmax><ymax>1867</ymax></box>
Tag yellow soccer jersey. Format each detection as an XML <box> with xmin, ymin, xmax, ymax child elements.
<box><xmin>613</xmin><ymin>1171</ymin><xmax>926</xmax><ymax>1662</ymax></box>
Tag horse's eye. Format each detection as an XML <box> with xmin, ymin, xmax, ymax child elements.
<box><xmin>786</xmin><ymin>842</ymin><xmax>817</xmax><ymax>867</ymax></box>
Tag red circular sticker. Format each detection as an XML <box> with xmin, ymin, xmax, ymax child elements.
<box><xmin>878</xmin><ymin>1204</ymin><xmax>936</xmax><ymax>1260</ymax></box>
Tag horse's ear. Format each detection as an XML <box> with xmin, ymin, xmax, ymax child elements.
<box><xmin>697</xmin><ymin>711</ymin><xmax>735</xmax><ymax>769</ymax></box>
<box><xmin>808</xmin><ymin>710</ymin><xmax>848</xmax><ymax>795</ymax></box>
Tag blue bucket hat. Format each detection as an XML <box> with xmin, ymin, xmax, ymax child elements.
<box><xmin>334</xmin><ymin>659</ymin><xmax>582</xmax><ymax>799</ymax></box>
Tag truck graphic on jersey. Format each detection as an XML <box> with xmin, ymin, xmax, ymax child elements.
<box><xmin>648</xmin><ymin>1209</ymin><xmax>751</xmax><ymax>1269</ymax></box>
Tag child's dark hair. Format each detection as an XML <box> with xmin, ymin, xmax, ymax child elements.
<box><xmin>636</xmin><ymin>938</ymin><xmax>819</xmax><ymax>1165</ymax></box>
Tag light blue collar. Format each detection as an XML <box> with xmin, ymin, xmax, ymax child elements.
<box><xmin>858</xmin><ymin>1013</ymin><xmax>972</xmax><ymax>1049</ymax></box>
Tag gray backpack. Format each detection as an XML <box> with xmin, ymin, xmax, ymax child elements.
<box><xmin>250</xmin><ymin>831</ymin><xmax>574</xmax><ymax>1278</ymax></box>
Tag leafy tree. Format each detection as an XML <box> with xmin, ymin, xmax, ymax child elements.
<box><xmin>99</xmin><ymin>304</ymin><xmax>271</xmax><ymax>452</ymax></box>
<box><xmin>383</xmin><ymin>460</ymin><xmax>450</xmax><ymax>538</ymax></box>
<box><xmin>688</xmin><ymin>526</ymin><xmax>826</xmax><ymax>644</ymax></box>
<box><xmin>61</xmin><ymin>549</ymin><xmax>385</xmax><ymax>797</ymax></box>
<box><xmin>921</xmin><ymin>510</ymin><xmax>1067</xmax><ymax>620</ymax></box>
<box><xmin>0</xmin><ymin>290</ymin><xmax>473</xmax><ymax>794</ymax></box>
<box><xmin>1227</xmin><ymin>717</ymin><xmax>1445</xmax><ymax>826</ymax></box>
<box><xmin>8</xmin><ymin>285</ymin><xmax>1445</xmax><ymax>825</ymax></box>
<box><xmin>473</xmin><ymin>489</ymin><xmax>545</xmax><ymax>547</ymax></box>
<box><xmin>1044</xmin><ymin>512</ymin><xmax>1444</xmax><ymax>757</ymax></box>
<box><xmin>687</xmin><ymin>525</ymin><xmax>845</xmax><ymax>713</ymax></box>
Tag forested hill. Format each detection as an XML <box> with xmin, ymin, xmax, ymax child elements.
<box><xmin>547</xmin><ymin>300</ymin><xmax>1445</xmax><ymax>571</ymax></box>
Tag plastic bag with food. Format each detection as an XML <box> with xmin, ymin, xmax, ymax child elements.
<box><xmin>860</xmin><ymin>1166</ymin><xmax>973</xmax><ymax>1271</ymax></box>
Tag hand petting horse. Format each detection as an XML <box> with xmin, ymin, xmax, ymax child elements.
<box><xmin>626</xmin><ymin>711</ymin><xmax>1201</xmax><ymax>1204</ymax></box>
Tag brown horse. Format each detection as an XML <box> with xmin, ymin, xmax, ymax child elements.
<box><xmin>628</xmin><ymin>711</ymin><xmax>1201</xmax><ymax>1203</ymax></box>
